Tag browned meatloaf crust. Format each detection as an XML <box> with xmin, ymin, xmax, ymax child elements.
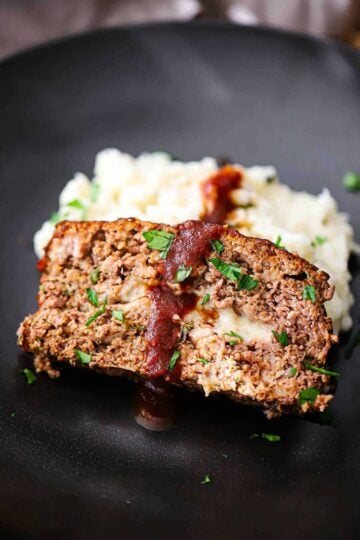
<box><xmin>18</xmin><ymin>218</ymin><xmax>338</xmax><ymax>418</ymax></box>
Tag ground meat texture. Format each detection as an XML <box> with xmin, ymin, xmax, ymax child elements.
<box><xmin>17</xmin><ymin>218</ymin><xmax>338</xmax><ymax>418</ymax></box>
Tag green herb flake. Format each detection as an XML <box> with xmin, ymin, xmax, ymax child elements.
<box><xmin>200</xmin><ymin>474</ymin><xmax>211</xmax><ymax>485</ymax></box>
<box><xmin>175</xmin><ymin>265</ymin><xmax>192</xmax><ymax>283</ymax></box>
<box><xmin>311</xmin><ymin>235</ymin><xmax>327</xmax><ymax>247</ymax></box>
<box><xmin>85</xmin><ymin>295</ymin><xmax>108</xmax><ymax>327</ymax></box>
<box><xmin>288</xmin><ymin>367</ymin><xmax>297</xmax><ymax>377</ymax></box>
<box><xmin>346</xmin><ymin>329</ymin><xmax>360</xmax><ymax>359</ymax></box>
<box><xmin>209</xmin><ymin>258</ymin><xmax>258</xmax><ymax>291</ymax></box>
<box><xmin>201</xmin><ymin>293</ymin><xmax>210</xmax><ymax>305</ymax></box>
<box><xmin>67</xmin><ymin>199</ymin><xmax>88</xmax><ymax>219</ymax></box>
<box><xmin>89</xmin><ymin>268</ymin><xmax>100</xmax><ymax>285</ymax></box>
<box><xmin>90</xmin><ymin>181</ymin><xmax>100</xmax><ymax>203</ymax></box>
<box><xmin>275</xmin><ymin>235</ymin><xmax>285</xmax><ymax>249</ymax></box>
<box><xmin>343</xmin><ymin>171</ymin><xmax>360</xmax><ymax>192</ymax></box>
<box><xmin>298</xmin><ymin>387</ymin><xmax>320</xmax><ymax>405</ymax></box>
<box><xmin>74</xmin><ymin>349</ymin><xmax>92</xmax><ymax>364</ymax></box>
<box><xmin>49</xmin><ymin>212</ymin><xmax>61</xmax><ymax>224</ymax></box>
<box><xmin>143</xmin><ymin>229</ymin><xmax>175</xmax><ymax>259</ymax></box>
<box><xmin>21</xmin><ymin>368</ymin><xmax>37</xmax><ymax>385</ymax></box>
<box><xmin>209</xmin><ymin>239</ymin><xmax>224</xmax><ymax>254</ymax></box>
<box><xmin>250</xmin><ymin>433</ymin><xmax>280</xmax><ymax>442</ymax></box>
<box><xmin>272</xmin><ymin>330</ymin><xmax>289</xmax><ymax>347</ymax></box>
<box><xmin>86</xmin><ymin>287</ymin><xmax>99</xmax><ymax>308</ymax></box>
<box><xmin>304</xmin><ymin>359</ymin><xmax>339</xmax><ymax>378</ymax></box>
<box><xmin>112</xmin><ymin>310</ymin><xmax>124</xmax><ymax>323</ymax></box>
<box><xmin>199</xmin><ymin>358</ymin><xmax>209</xmax><ymax>365</ymax></box>
<box><xmin>168</xmin><ymin>350</ymin><xmax>180</xmax><ymax>372</ymax></box>
<box><xmin>302</xmin><ymin>285</ymin><xmax>317</xmax><ymax>304</ymax></box>
<box><xmin>224</xmin><ymin>330</ymin><xmax>244</xmax><ymax>343</ymax></box>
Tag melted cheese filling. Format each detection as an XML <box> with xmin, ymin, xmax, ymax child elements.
<box><xmin>214</xmin><ymin>307</ymin><xmax>272</xmax><ymax>342</ymax></box>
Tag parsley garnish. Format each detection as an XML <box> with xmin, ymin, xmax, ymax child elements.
<box><xmin>343</xmin><ymin>171</ymin><xmax>360</xmax><ymax>191</ymax></box>
<box><xmin>346</xmin><ymin>329</ymin><xmax>360</xmax><ymax>359</ymax></box>
<box><xmin>201</xmin><ymin>293</ymin><xmax>210</xmax><ymax>305</ymax></box>
<box><xmin>21</xmin><ymin>368</ymin><xmax>37</xmax><ymax>385</ymax></box>
<box><xmin>112</xmin><ymin>310</ymin><xmax>124</xmax><ymax>322</ymax></box>
<box><xmin>275</xmin><ymin>235</ymin><xmax>285</xmax><ymax>249</ymax></box>
<box><xmin>272</xmin><ymin>330</ymin><xmax>289</xmax><ymax>347</ymax></box>
<box><xmin>224</xmin><ymin>330</ymin><xmax>244</xmax><ymax>344</ymax></box>
<box><xmin>90</xmin><ymin>181</ymin><xmax>100</xmax><ymax>203</ymax></box>
<box><xmin>298</xmin><ymin>387</ymin><xmax>320</xmax><ymax>405</ymax></box>
<box><xmin>199</xmin><ymin>358</ymin><xmax>209</xmax><ymax>365</ymax></box>
<box><xmin>209</xmin><ymin>258</ymin><xmax>258</xmax><ymax>291</ymax></box>
<box><xmin>209</xmin><ymin>239</ymin><xmax>224</xmax><ymax>254</ymax></box>
<box><xmin>311</xmin><ymin>235</ymin><xmax>327</xmax><ymax>247</ymax></box>
<box><xmin>175</xmin><ymin>265</ymin><xmax>192</xmax><ymax>283</ymax></box>
<box><xmin>201</xmin><ymin>474</ymin><xmax>211</xmax><ymax>485</ymax></box>
<box><xmin>168</xmin><ymin>350</ymin><xmax>180</xmax><ymax>371</ymax></box>
<box><xmin>304</xmin><ymin>359</ymin><xmax>339</xmax><ymax>378</ymax></box>
<box><xmin>143</xmin><ymin>229</ymin><xmax>175</xmax><ymax>259</ymax></box>
<box><xmin>74</xmin><ymin>349</ymin><xmax>92</xmax><ymax>364</ymax></box>
<box><xmin>90</xmin><ymin>268</ymin><xmax>100</xmax><ymax>284</ymax></box>
<box><xmin>302</xmin><ymin>286</ymin><xmax>317</xmax><ymax>303</ymax></box>
<box><xmin>85</xmin><ymin>295</ymin><xmax>108</xmax><ymax>327</ymax></box>
<box><xmin>86</xmin><ymin>288</ymin><xmax>99</xmax><ymax>307</ymax></box>
<box><xmin>49</xmin><ymin>212</ymin><xmax>61</xmax><ymax>224</ymax></box>
<box><xmin>288</xmin><ymin>367</ymin><xmax>297</xmax><ymax>377</ymax></box>
<box><xmin>67</xmin><ymin>199</ymin><xmax>88</xmax><ymax>219</ymax></box>
<box><xmin>250</xmin><ymin>433</ymin><xmax>280</xmax><ymax>442</ymax></box>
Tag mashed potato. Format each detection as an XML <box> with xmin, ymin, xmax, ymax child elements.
<box><xmin>34</xmin><ymin>149</ymin><xmax>356</xmax><ymax>333</ymax></box>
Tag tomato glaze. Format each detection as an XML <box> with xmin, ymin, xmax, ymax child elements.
<box><xmin>145</xmin><ymin>221</ymin><xmax>225</xmax><ymax>378</ymax></box>
<box><xmin>201</xmin><ymin>165</ymin><xmax>242</xmax><ymax>224</ymax></box>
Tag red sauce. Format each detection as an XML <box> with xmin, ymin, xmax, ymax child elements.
<box><xmin>36</xmin><ymin>257</ymin><xmax>47</xmax><ymax>272</ymax></box>
<box><xmin>145</xmin><ymin>285</ymin><xmax>197</xmax><ymax>378</ymax></box>
<box><xmin>201</xmin><ymin>165</ymin><xmax>242</xmax><ymax>224</ymax></box>
<box><xmin>133</xmin><ymin>379</ymin><xmax>184</xmax><ymax>431</ymax></box>
<box><xmin>163</xmin><ymin>220</ymin><xmax>224</xmax><ymax>281</ymax></box>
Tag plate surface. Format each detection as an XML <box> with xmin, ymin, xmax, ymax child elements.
<box><xmin>0</xmin><ymin>22</ymin><xmax>360</xmax><ymax>540</ymax></box>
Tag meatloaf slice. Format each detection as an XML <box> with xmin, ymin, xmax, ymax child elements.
<box><xmin>18</xmin><ymin>218</ymin><xmax>338</xmax><ymax>418</ymax></box>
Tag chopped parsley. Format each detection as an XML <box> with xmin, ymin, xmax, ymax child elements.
<box><xmin>21</xmin><ymin>368</ymin><xmax>37</xmax><ymax>385</ymax></box>
<box><xmin>288</xmin><ymin>367</ymin><xmax>297</xmax><ymax>377</ymax></box>
<box><xmin>201</xmin><ymin>474</ymin><xmax>211</xmax><ymax>485</ymax></box>
<box><xmin>302</xmin><ymin>285</ymin><xmax>317</xmax><ymax>303</ymax></box>
<box><xmin>49</xmin><ymin>212</ymin><xmax>61</xmax><ymax>224</ymax></box>
<box><xmin>209</xmin><ymin>258</ymin><xmax>258</xmax><ymax>291</ymax></box>
<box><xmin>112</xmin><ymin>310</ymin><xmax>124</xmax><ymax>322</ymax></box>
<box><xmin>67</xmin><ymin>199</ymin><xmax>88</xmax><ymax>219</ymax></box>
<box><xmin>143</xmin><ymin>229</ymin><xmax>175</xmax><ymax>259</ymax></box>
<box><xmin>209</xmin><ymin>239</ymin><xmax>224</xmax><ymax>254</ymax></box>
<box><xmin>199</xmin><ymin>358</ymin><xmax>209</xmax><ymax>365</ymax></box>
<box><xmin>303</xmin><ymin>359</ymin><xmax>339</xmax><ymax>378</ymax></box>
<box><xmin>272</xmin><ymin>330</ymin><xmax>289</xmax><ymax>347</ymax></box>
<box><xmin>275</xmin><ymin>235</ymin><xmax>285</xmax><ymax>249</ymax></box>
<box><xmin>201</xmin><ymin>293</ymin><xmax>210</xmax><ymax>305</ymax></box>
<box><xmin>89</xmin><ymin>268</ymin><xmax>100</xmax><ymax>284</ymax></box>
<box><xmin>86</xmin><ymin>288</ymin><xmax>99</xmax><ymax>307</ymax></box>
<box><xmin>311</xmin><ymin>235</ymin><xmax>327</xmax><ymax>247</ymax></box>
<box><xmin>175</xmin><ymin>265</ymin><xmax>192</xmax><ymax>283</ymax></box>
<box><xmin>168</xmin><ymin>350</ymin><xmax>180</xmax><ymax>372</ymax></box>
<box><xmin>90</xmin><ymin>181</ymin><xmax>100</xmax><ymax>203</ymax></box>
<box><xmin>250</xmin><ymin>433</ymin><xmax>280</xmax><ymax>442</ymax></box>
<box><xmin>224</xmin><ymin>330</ymin><xmax>244</xmax><ymax>346</ymax></box>
<box><xmin>346</xmin><ymin>328</ymin><xmax>360</xmax><ymax>359</ymax></box>
<box><xmin>85</xmin><ymin>295</ymin><xmax>108</xmax><ymax>327</ymax></box>
<box><xmin>343</xmin><ymin>171</ymin><xmax>360</xmax><ymax>191</ymax></box>
<box><xmin>74</xmin><ymin>349</ymin><xmax>92</xmax><ymax>364</ymax></box>
<box><xmin>298</xmin><ymin>387</ymin><xmax>320</xmax><ymax>405</ymax></box>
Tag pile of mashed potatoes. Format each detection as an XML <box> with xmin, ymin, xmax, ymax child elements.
<box><xmin>34</xmin><ymin>149</ymin><xmax>356</xmax><ymax>333</ymax></box>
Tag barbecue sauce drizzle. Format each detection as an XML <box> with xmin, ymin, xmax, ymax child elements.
<box><xmin>145</xmin><ymin>221</ymin><xmax>224</xmax><ymax>378</ymax></box>
<box><xmin>201</xmin><ymin>165</ymin><xmax>242</xmax><ymax>224</ymax></box>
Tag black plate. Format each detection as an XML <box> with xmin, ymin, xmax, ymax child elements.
<box><xmin>1</xmin><ymin>22</ymin><xmax>360</xmax><ymax>540</ymax></box>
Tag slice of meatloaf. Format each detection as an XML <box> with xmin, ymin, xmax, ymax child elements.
<box><xmin>18</xmin><ymin>218</ymin><xmax>338</xmax><ymax>418</ymax></box>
